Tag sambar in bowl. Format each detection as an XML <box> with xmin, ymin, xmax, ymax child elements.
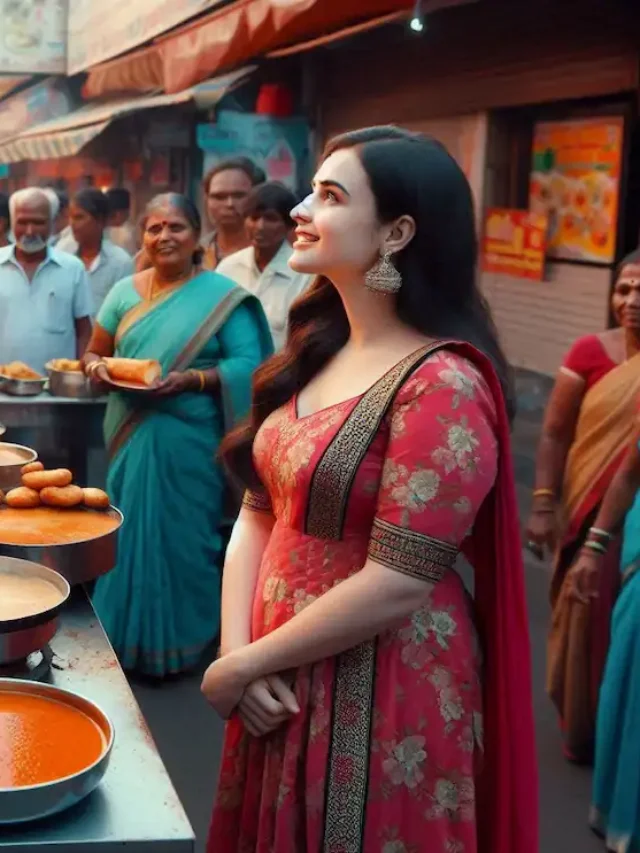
<box><xmin>0</xmin><ymin>679</ymin><xmax>114</xmax><ymax>823</ymax></box>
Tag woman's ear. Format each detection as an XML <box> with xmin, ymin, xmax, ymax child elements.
<box><xmin>382</xmin><ymin>215</ymin><xmax>416</xmax><ymax>255</ymax></box>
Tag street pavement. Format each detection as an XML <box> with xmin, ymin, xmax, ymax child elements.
<box><xmin>131</xmin><ymin>377</ymin><xmax>604</xmax><ymax>853</ymax></box>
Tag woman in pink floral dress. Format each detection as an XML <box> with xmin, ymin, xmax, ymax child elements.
<box><xmin>202</xmin><ymin>127</ymin><xmax>538</xmax><ymax>853</ymax></box>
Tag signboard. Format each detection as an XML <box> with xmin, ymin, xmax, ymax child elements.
<box><xmin>197</xmin><ymin>111</ymin><xmax>310</xmax><ymax>192</ymax></box>
<box><xmin>67</xmin><ymin>0</ymin><xmax>226</xmax><ymax>75</ymax></box>
<box><xmin>0</xmin><ymin>78</ymin><xmax>72</xmax><ymax>144</ymax></box>
<box><xmin>482</xmin><ymin>208</ymin><xmax>547</xmax><ymax>281</ymax></box>
<box><xmin>0</xmin><ymin>0</ymin><xmax>66</xmax><ymax>73</ymax></box>
<box><xmin>529</xmin><ymin>117</ymin><xmax>623</xmax><ymax>264</ymax></box>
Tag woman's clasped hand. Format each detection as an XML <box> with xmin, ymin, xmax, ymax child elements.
<box><xmin>201</xmin><ymin>654</ymin><xmax>300</xmax><ymax>736</ymax></box>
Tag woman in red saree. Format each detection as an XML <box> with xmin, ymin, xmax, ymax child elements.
<box><xmin>202</xmin><ymin>127</ymin><xmax>538</xmax><ymax>853</ymax></box>
<box><xmin>525</xmin><ymin>250</ymin><xmax>640</xmax><ymax>764</ymax></box>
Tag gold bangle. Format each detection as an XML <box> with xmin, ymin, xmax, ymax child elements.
<box><xmin>190</xmin><ymin>369</ymin><xmax>206</xmax><ymax>392</ymax></box>
<box><xmin>533</xmin><ymin>488</ymin><xmax>555</xmax><ymax>499</ymax></box>
<box><xmin>87</xmin><ymin>359</ymin><xmax>105</xmax><ymax>376</ymax></box>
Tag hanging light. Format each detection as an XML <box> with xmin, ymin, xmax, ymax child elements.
<box><xmin>409</xmin><ymin>0</ymin><xmax>424</xmax><ymax>32</ymax></box>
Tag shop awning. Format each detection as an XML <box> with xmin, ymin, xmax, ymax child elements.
<box><xmin>0</xmin><ymin>121</ymin><xmax>111</xmax><ymax>163</ymax></box>
<box><xmin>266</xmin><ymin>10</ymin><xmax>408</xmax><ymax>58</ymax></box>
<box><xmin>0</xmin><ymin>67</ymin><xmax>253</xmax><ymax>163</ymax></box>
<box><xmin>84</xmin><ymin>0</ymin><xmax>478</xmax><ymax>98</ymax></box>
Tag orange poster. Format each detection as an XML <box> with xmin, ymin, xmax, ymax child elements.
<box><xmin>482</xmin><ymin>208</ymin><xmax>547</xmax><ymax>281</ymax></box>
<box><xmin>529</xmin><ymin>117</ymin><xmax>623</xmax><ymax>264</ymax></box>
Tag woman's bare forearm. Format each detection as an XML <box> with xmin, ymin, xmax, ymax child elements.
<box><xmin>534</xmin><ymin>433</ymin><xmax>572</xmax><ymax>494</ymax></box>
<box><xmin>219</xmin><ymin>508</ymin><xmax>274</xmax><ymax>656</ymax></box>
<box><xmin>593</xmin><ymin>438</ymin><xmax>640</xmax><ymax>534</ymax></box>
<box><xmin>231</xmin><ymin>561</ymin><xmax>430</xmax><ymax>681</ymax></box>
<box><xmin>532</xmin><ymin>373</ymin><xmax>584</xmax><ymax>499</ymax></box>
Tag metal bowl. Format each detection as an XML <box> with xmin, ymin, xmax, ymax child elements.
<box><xmin>0</xmin><ymin>506</ymin><xmax>123</xmax><ymax>587</ymax></box>
<box><xmin>0</xmin><ymin>442</ymin><xmax>38</xmax><ymax>491</ymax></box>
<box><xmin>45</xmin><ymin>362</ymin><xmax>97</xmax><ymax>399</ymax></box>
<box><xmin>0</xmin><ymin>678</ymin><xmax>114</xmax><ymax>824</ymax></box>
<box><xmin>0</xmin><ymin>375</ymin><xmax>47</xmax><ymax>397</ymax></box>
<box><xmin>0</xmin><ymin>556</ymin><xmax>70</xmax><ymax>664</ymax></box>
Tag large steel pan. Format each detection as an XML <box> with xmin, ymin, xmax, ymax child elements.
<box><xmin>0</xmin><ymin>678</ymin><xmax>114</xmax><ymax>823</ymax></box>
<box><xmin>0</xmin><ymin>557</ymin><xmax>70</xmax><ymax>665</ymax></box>
<box><xmin>0</xmin><ymin>507</ymin><xmax>123</xmax><ymax>586</ymax></box>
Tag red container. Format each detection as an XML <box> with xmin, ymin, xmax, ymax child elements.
<box><xmin>256</xmin><ymin>84</ymin><xmax>293</xmax><ymax>118</ymax></box>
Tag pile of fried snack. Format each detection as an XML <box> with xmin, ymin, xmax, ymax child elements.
<box><xmin>0</xmin><ymin>462</ymin><xmax>110</xmax><ymax>510</ymax></box>
<box><xmin>0</xmin><ymin>362</ymin><xmax>43</xmax><ymax>380</ymax></box>
<box><xmin>49</xmin><ymin>359</ymin><xmax>83</xmax><ymax>373</ymax></box>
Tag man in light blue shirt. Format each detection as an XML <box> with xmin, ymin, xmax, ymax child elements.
<box><xmin>0</xmin><ymin>188</ymin><xmax>93</xmax><ymax>374</ymax></box>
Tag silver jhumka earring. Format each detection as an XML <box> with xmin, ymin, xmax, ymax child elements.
<box><xmin>364</xmin><ymin>250</ymin><xmax>402</xmax><ymax>294</ymax></box>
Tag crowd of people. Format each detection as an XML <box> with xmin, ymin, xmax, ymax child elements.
<box><xmin>3</xmin><ymin>125</ymin><xmax>640</xmax><ymax>851</ymax></box>
<box><xmin>527</xmin><ymin>251</ymin><xmax>640</xmax><ymax>851</ymax></box>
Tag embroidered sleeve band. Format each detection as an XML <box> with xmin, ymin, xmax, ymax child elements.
<box><xmin>368</xmin><ymin>517</ymin><xmax>457</xmax><ymax>583</ymax></box>
<box><xmin>242</xmin><ymin>489</ymin><xmax>272</xmax><ymax>513</ymax></box>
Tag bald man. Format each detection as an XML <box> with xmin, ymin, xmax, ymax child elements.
<box><xmin>0</xmin><ymin>188</ymin><xmax>93</xmax><ymax>373</ymax></box>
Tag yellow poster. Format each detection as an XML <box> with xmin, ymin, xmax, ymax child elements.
<box><xmin>529</xmin><ymin>117</ymin><xmax>623</xmax><ymax>264</ymax></box>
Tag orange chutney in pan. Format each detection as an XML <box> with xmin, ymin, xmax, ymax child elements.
<box><xmin>0</xmin><ymin>506</ymin><xmax>119</xmax><ymax>547</ymax></box>
<box><xmin>0</xmin><ymin>692</ymin><xmax>106</xmax><ymax>787</ymax></box>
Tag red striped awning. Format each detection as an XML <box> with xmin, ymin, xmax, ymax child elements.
<box><xmin>84</xmin><ymin>0</ymin><xmax>477</xmax><ymax>98</ymax></box>
<box><xmin>0</xmin><ymin>67</ymin><xmax>253</xmax><ymax>163</ymax></box>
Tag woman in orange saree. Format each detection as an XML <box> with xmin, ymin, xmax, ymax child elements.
<box><xmin>526</xmin><ymin>250</ymin><xmax>640</xmax><ymax>763</ymax></box>
<box><xmin>202</xmin><ymin>127</ymin><xmax>537</xmax><ymax>853</ymax></box>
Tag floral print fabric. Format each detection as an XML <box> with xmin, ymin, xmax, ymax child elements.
<box><xmin>209</xmin><ymin>351</ymin><xmax>498</xmax><ymax>853</ymax></box>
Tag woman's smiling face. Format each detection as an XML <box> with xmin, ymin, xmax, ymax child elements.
<box><xmin>289</xmin><ymin>148</ymin><xmax>383</xmax><ymax>280</ymax></box>
<box><xmin>143</xmin><ymin>204</ymin><xmax>198</xmax><ymax>274</ymax></box>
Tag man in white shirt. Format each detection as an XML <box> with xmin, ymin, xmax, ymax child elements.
<box><xmin>57</xmin><ymin>188</ymin><xmax>133</xmax><ymax>314</ymax></box>
<box><xmin>217</xmin><ymin>182</ymin><xmax>311</xmax><ymax>350</ymax></box>
<box><xmin>0</xmin><ymin>188</ymin><xmax>93</xmax><ymax>374</ymax></box>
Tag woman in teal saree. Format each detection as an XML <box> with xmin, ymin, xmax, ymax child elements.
<box><xmin>567</xmin><ymin>415</ymin><xmax>640</xmax><ymax>852</ymax></box>
<box><xmin>84</xmin><ymin>194</ymin><xmax>273</xmax><ymax>677</ymax></box>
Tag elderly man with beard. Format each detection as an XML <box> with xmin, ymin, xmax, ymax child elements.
<box><xmin>0</xmin><ymin>188</ymin><xmax>93</xmax><ymax>374</ymax></box>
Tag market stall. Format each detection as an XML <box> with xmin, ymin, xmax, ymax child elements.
<box><xmin>0</xmin><ymin>393</ymin><xmax>107</xmax><ymax>488</ymax></box>
<box><xmin>0</xmin><ymin>588</ymin><xmax>195</xmax><ymax>852</ymax></box>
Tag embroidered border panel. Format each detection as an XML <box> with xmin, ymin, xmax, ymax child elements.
<box><xmin>242</xmin><ymin>489</ymin><xmax>272</xmax><ymax>513</ymax></box>
<box><xmin>368</xmin><ymin>517</ymin><xmax>457</xmax><ymax>583</ymax></box>
<box><xmin>322</xmin><ymin>640</ymin><xmax>377</xmax><ymax>853</ymax></box>
<box><xmin>306</xmin><ymin>342</ymin><xmax>445</xmax><ymax>540</ymax></box>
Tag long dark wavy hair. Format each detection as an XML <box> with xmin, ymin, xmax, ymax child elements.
<box><xmin>221</xmin><ymin>126</ymin><xmax>514</xmax><ymax>491</ymax></box>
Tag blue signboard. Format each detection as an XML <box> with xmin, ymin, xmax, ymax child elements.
<box><xmin>197</xmin><ymin>111</ymin><xmax>310</xmax><ymax>192</ymax></box>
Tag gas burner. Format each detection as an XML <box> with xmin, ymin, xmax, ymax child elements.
<box><xmin>0</xmin><ymin>645</ymin><xmax>54</xmax><ymax>681</ymax></box>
